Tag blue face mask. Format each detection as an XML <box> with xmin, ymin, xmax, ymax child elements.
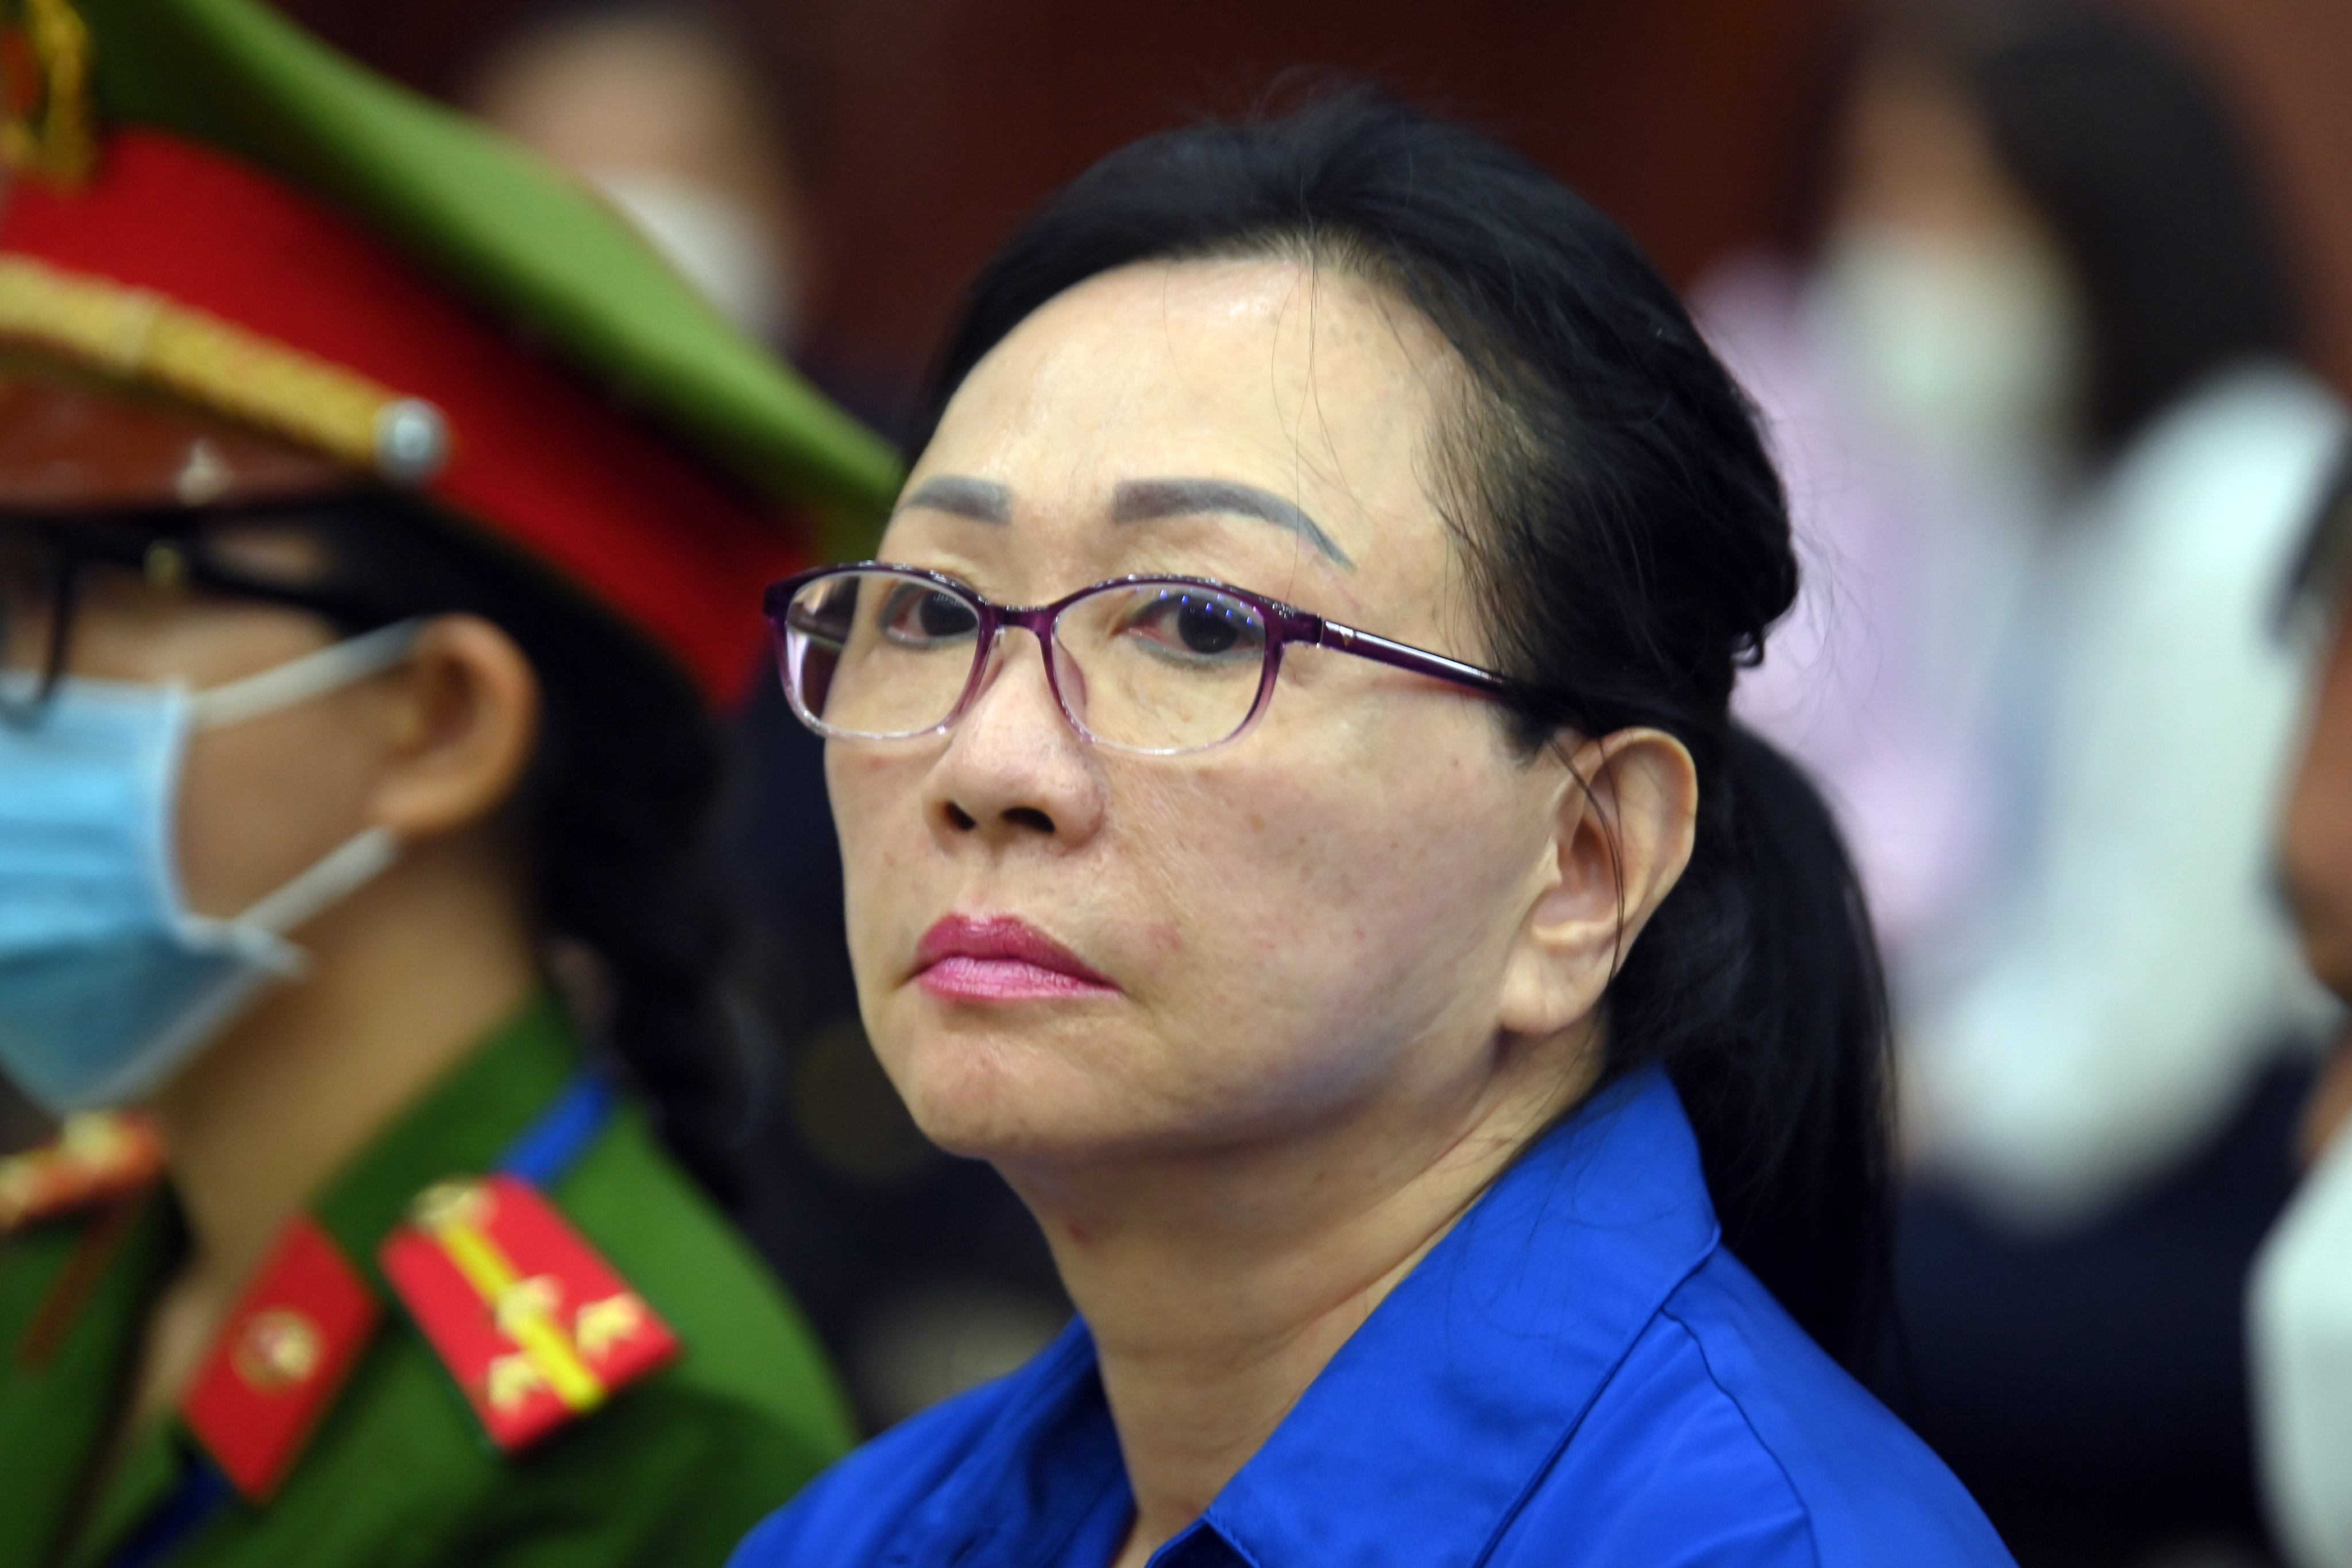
<box><xmin>0</xmin><ymin>622</ymin><xmax>423</xmax><ymax>1114</ymax></box>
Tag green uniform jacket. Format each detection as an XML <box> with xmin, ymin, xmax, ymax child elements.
<box><xmin>0</xmin><ymin>999</ymin><xmax>853</xmax><ymax>1567</ymax></box>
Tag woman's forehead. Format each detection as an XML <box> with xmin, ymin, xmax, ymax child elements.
<box><xmin>915</xmin><ymin>260</ymin><xmax>1461</xmax><ymax>566</ymax></box>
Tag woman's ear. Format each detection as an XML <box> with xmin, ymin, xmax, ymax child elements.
<box><xmin>1497</xmin><ymin>727</ymin><xmax>1698</xmax><ymax>1040</ymax></box>
<box><xmin>365</xmin><ymin>615</ymin><xmax>540</xmax><ymax>844</ymax></box>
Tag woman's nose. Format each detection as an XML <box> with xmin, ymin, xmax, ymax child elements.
<box><xmin>928</xmin><ymin>629</ymin><xmax>1106</xmax><ymax>844</ymax></box>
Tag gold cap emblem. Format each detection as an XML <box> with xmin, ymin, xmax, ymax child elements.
<box><xmin>0</xmin><ymin>0</ymin><xmax>95</xmax><ymax>188</ymax></box>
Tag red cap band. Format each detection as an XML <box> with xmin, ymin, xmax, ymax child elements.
<box><xmin>0</xmin><ymin>131</ymin><xmax>802</xmax><ymax>701</ymax></box>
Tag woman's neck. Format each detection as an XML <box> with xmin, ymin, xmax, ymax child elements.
<box><xmin>1010</xmin><ymin>1025</ymin><xmax>1600</xmax><ymax>1567</ymax></box>
<box><xmin>152</xmin><ymin>836</ymin><xmax>540</xmax><ymax>1304</ymax></box>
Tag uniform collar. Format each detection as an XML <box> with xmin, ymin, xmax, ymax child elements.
<box><xmin>307</xmin><ymin>991</ymin><xmax>579</xmax><ymax>1281</ymax></box>
<box><xmin>927</xmin><ymin>1065</ymin><xmax>1721</xmax><ymax>1568</ymax></box>
<box><xmin>57</xmin><ymin>994</ymin><xmax>581</xmax><ymax>1563</ymax></box>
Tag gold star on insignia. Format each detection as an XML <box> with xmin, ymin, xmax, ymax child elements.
<box><xmin>495</xmin><ymin>1275</ymin><xmax>563</xmax><ymax>1338</ymax></box>
<box><xmin>485</xmin><ymin>1351</ymin><xmax>547</xmax><ymax>1413</ymax></box>
<box><xmin>409</xmin><ymin>1179</ymin><xmax>492</xmax><ymax>1232</ymax></box>
<box><xmin>573</xmin><ymin>1293</ymin><xmax>648</xmax><ymax>1360</ymax></box>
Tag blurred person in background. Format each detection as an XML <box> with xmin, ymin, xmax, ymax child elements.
<box><xmin>466</xmin><ymin>4</ymin><xmax>811</xmax><ymax>352</ymax></box>
<box><xmin>1700</xmin><ymin>23</ymin><xmax>2064</xmax><ymax>966</ymax></box>
<box><xmin>1705</xmin><ymin>5</ymin><xmax>2344</xmax><ymax>1561</ymax></box>
<box><xmin>0</xmin><ymin>0</ymin><xmax>898</xmax><ymax>1561</ymax></box>
<box><xmin>461</xmin><ymin>3</ymin><xmax>1073</xmax><ymax>1431</ymax></box>
<box><xmin>2256</xmin><ymin>449</ymin><xmax>2352</xmax><ymax>1568</ymax></box>
<box><xmin>461</xmin><ymin>1</ymin><xmax>912</xmax><ymax>441</ymax></box>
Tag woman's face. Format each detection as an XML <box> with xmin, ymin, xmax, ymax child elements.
<box><xmin>829</xmin><ymin>259</ymin><xmax>1581</xmax><ymax>1165</ymax></box>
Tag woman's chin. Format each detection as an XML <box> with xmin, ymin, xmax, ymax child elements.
<box><xmin>900</xmin><ymin>1076</ymin><xmax>1114</xmax><ymax>1165</ymax></box>
<box><xmin>887</xmin><ymin>1038</ymin><xmax>1164</xmax><ymax>1168</ymax></box>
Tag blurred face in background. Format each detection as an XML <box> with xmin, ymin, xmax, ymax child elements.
<box><xmin>825</xmin><ymin>260</ymin><xmax>1612</xmax><ymax>1177</ymax></box>
<box><xmin>468</xmin><ymin>9</ymin><xmax>809</xmax><ymax>348</ymax></box>
<box><xmin>1818</xmin><ymin>47</ymin><xmax>2085</xmax><ymax>454</ymax></box>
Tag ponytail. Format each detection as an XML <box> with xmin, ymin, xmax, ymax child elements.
<box><xmin>1607</xmin><ymin>725</ymin><xmax>1891</xmax><ymax>1367</ymax></box>
<box><xmin>529</xmin><ymin>662</ymin><xmax>748</xmax><ymax>1208</ymax></box>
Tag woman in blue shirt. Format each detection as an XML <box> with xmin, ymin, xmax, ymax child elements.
<box><xmin>736</xmin><ymin>92</ymin><xmax>2013</xmax><ymax>1566</ymax></box>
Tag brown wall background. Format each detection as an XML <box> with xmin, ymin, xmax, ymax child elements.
<box><xmin>285</xmin><ymin>0</ymin><xmax>2352</xmax><ymax>397</ymax></box>
<box><xmin>2130</xmin><ymin>0</ymin><xmax>2352</xmax><ymax>392</ymax></box>
<box><xmin>783</xmin><ymin>0</ymin><xmax>1846</xmax><ymax>382</ymax></box>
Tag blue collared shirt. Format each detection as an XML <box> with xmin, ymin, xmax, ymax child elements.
<box><xmin>735</xmin><ymin>1068</ymin><xmax>2013</xmax><ymax>1566</ymax></box>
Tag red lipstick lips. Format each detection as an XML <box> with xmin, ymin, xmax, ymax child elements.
<box><xmin>914</xmin><ymin>915</ymin><xmax>1119</xmax><ymax>1002</ymax></box>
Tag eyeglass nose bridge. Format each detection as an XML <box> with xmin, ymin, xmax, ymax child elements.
<box><xmin>955</xmin><ymin>587</ymin><xmax>1293</xmax><ymax>756</ymax></box>
<box><xmin>947</xmin><ymin>599</ymin><xmax>1096</xmax><ymax>744</ymax></box>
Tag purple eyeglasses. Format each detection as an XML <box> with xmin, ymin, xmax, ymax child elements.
<box><xmin>762</xmin><ymin>563</ymin><xmax>1522</xmax><ymax>756</ymax></box>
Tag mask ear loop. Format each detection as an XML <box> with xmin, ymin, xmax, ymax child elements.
<box><xmin>187</xmin><ymin>619</ymin><xmax>426</xmax><ymax>730</ymax></box>
<box><xmin>179</xmin><ymin>618</ymin><xmax>429</xmax><ymax>951</ymax></box>
<box><xmin>232</xmin><ymin>828</ymin><xmax>403</xmax><ymax>949</ymax></box>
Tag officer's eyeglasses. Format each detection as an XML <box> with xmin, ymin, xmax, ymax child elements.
<box><xmin>763</xmin><ymin>563</ymin><xmax>1525</xmax><ymax>756</ymax></box>
<box><xmin>0</xmin><ymin>502</ymin><xmax>397</xmax><ymax>726</ymax></box>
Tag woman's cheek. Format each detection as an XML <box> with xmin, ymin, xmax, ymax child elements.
<box><xmin>1134</xmin><ymin>756</ymin><xmax>1415</xmax><ymax>1007</ymax></box>
<box><xmin>827</xmin><ymin>748</ymin><xmax>926</xmax><ymax>987</ymax></box>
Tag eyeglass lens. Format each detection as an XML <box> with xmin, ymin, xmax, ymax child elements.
<box><xmin>784</xmin><ymin>570</ymin><xmax>982</xmax><ymax>740</ymax></box>
<box><xmin>779</xmin><ymin>569</ymin><xmax>1272</xmax><ymax>753</ymax></box>
<box><xmin>0</xmin><ymin>529</ymin><xmax>67</xmax><ymax>720</ymax></box>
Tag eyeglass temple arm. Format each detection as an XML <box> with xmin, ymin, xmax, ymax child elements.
<box><xmin>1308</xmin><ymin>617</ymin><xmax>1517</xmax><ymax>697</ymax></box>
<box><xmin>6</xmin><ymin>510</ymin><xmax>405</xmax><ymax>632</ymax></box>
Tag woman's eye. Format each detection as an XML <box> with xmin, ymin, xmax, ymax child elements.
<box><xmin>878</xmin><ymin>584</ymin><xmax>979</xmax><ymax>646</ymax></box>
<box><xmin>1122</xmin><ymin>592</ymin><xmax>1264</xmax><ymax>662</ymax></box>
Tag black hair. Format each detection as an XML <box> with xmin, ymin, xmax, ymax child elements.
<box><xmin>1959</xmin><ymin>5</ymin><xmax>2304</xmax><ymax>454</ymax></box>
<box><xmin>911</xmin><ymin>91</ymin><xmax>1891</xmax><ymax>1368</ymax></box>
<box><xmin>283</xmin><ymin>491</ymin><xmax>750</xmax><ymax>1204</ymax></box>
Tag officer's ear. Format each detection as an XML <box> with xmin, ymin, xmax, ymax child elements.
<box><xmin>365</xmin><ymin>615</ymin><xmax>540</xmax><ymax>843</ymax></box>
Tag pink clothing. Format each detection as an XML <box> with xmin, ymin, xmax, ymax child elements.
<box><xmin>1700</xmin><ymin>256</ymin><xmax>2038</xmax><ymax>959</ymax></box>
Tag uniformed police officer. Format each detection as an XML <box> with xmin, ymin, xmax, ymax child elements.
<box><xmin>0</xmin><ymin>0</ymin><xmax>897</xmax><ymax>1562</ymax></box>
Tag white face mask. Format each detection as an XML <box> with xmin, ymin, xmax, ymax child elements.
<box><xmin>586</xmin><ymin>166</ymin><xmax>798</xmax><ymax>350</ymax></box>
<box><xmin>2251</xmin><ymin>1121</ymin><xmax>2352</xmax><ymax>1567</ymax></box>
<box><xmin>1816</xmin><ymin>220</ymin><xmax>2086</xmax><ymax>458</ymax></box>
<box><xmin>0</xmin><ymin>621</ymin><xmax>422</xmax><ymax>1114</ymax></box>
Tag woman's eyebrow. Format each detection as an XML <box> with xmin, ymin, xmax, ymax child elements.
<box><xmin>1110</xmin><ymin>478</ymin><xmax>1355</xmax><ymax>570</ymax></box>
<box><xmin>898</xmin><ymin>474</ymin><xmax>1011</xmax><ymax>523</ymax></box>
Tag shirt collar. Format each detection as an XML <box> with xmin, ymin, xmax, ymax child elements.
<box><xmin>1194</xmin><ymin>1064</ymin><xmax>1720</xmax><ymax>1566</ymax></box>
<box><xmin>939</xmin><ymin>1065</ymin><xmax>1721</xmax><ymax>1568</ymax></box>
<box><xmin>916</xmin><ymin>1326</ymin><xmax>1131</xmax><ymax>1565</ymax></box>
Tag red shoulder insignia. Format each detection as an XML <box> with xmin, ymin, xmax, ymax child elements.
<box><xmin>181</xmin><ymin>1216</ymin><xmax>382</xmax><ymax>1501</ymax></box>
<box><xmin>0</xmin><ymin>1112</ymin><xmax>164</xmax><ymax>1236</ymax></box>
<box><xmin>380</xmin><ymin>1176</ymin><xmax>680</xmax><ymax>1454</ymax></box>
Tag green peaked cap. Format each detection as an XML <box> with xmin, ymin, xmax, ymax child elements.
<box><xmin>67</xmin><ymin>0</ymin><xmax>899</xmax><ymax>550</ymax></box>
